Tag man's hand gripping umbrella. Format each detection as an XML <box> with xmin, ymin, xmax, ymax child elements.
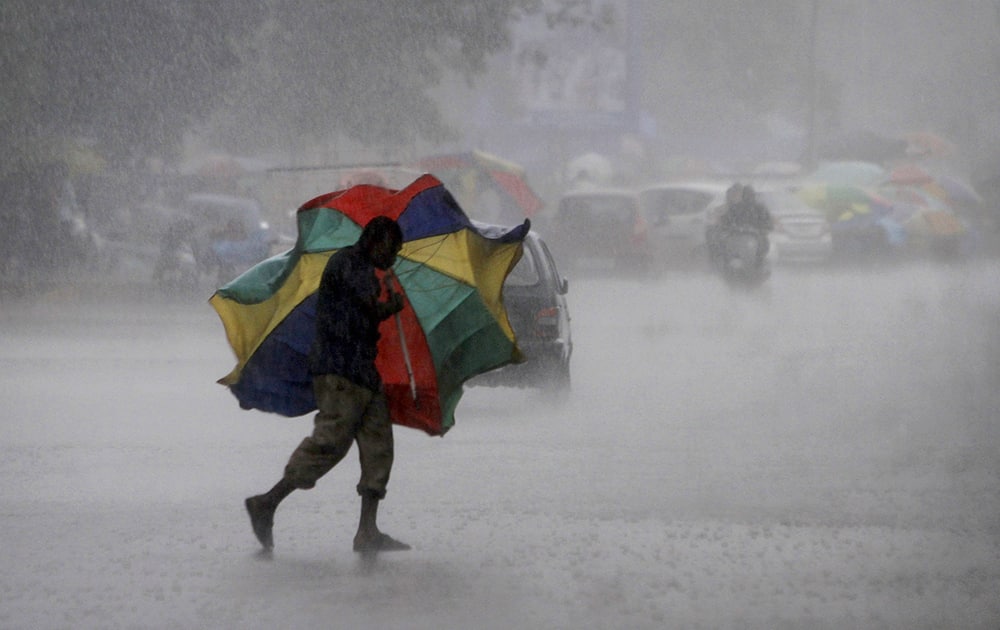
<box><xmin>385</xmin><ymin>269</ymin><xmax>417</xmax><ymax>403</ymax></box>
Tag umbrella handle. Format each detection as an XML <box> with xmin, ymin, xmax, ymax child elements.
<box><xmin>388</xmin><ymin>269</ymin><xmax>418</xmax><ymax>402</ymax></box>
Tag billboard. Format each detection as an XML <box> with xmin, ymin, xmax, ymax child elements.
<box><xmin>510</xmin><ymin>0</ymin><xmax>635</xmax><ymax>128</ymax></box>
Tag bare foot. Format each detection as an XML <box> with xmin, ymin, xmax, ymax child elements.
<box><xmin>353</xmin><ymin>532</ymin><xmax>411</xmax><ymax>553</ymax></box>
<box><xmin>245</xmin><ymin>496</ymin><xmax>275</xmax><ymax>550</ymax></box>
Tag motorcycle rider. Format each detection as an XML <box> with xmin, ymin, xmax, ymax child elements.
<box><xmin>706</xmin><ymin>182</ymin><xmax>743</xmax><ymax>268</ymax></box>
<box><xmin>714</xmin><ymin>183</ymin><xmax>773</xmax><ymax>266</ymax></box>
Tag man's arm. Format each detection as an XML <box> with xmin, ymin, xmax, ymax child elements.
<box><xmin>373</xmin><ymin>276</ymin><xmax>404</xmax><ymax>320</ymax></box>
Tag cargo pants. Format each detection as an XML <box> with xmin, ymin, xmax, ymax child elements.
<box><xmin>284</xmin><ymin>374</ymin><xmax>394</xmax><ymax>499</ymax></box>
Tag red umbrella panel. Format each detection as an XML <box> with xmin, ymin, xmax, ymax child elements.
<box><xmin>414</xmin><ymin>150</ymin><xmax>543</xmax><ymax>222</ymax></box>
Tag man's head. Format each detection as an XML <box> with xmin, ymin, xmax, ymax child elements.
<box><xmin>726</xmin><ymin>183</ymin><xmax>743</xmax><ymax>205</ymax></box>
<box><xmin>359</xmin><ymin>216</ymin><xmax>403</xmax><ymax>270</ymax></box>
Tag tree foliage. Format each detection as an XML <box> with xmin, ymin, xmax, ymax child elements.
<box><xmin>206</xmin><ymin>1</ymin><xmax>541</xmax><ymax>154</ymax></box>
<box><xmin>1</xmin><ymin>0</ymin><xmax>259</xmax><ymax>167</ymax></box>
<box><xmin>1</xmin><ymin>0</ymin><xmax>539</xmax><ymax>168</ymax></box>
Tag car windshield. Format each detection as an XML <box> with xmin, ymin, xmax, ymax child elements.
<box><xmin>640</xmin><ymin>189</ymin><xmax>715</xmax><ymax>217</ymax></box>
<box><xmin>558</xmin><ymin>195</ymin><xmax>636</xmax><ymax>225</ymax></box>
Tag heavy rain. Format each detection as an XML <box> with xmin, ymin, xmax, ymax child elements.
<box><xmin>2</xmin><ymin>2</ymin><xmax>999</xmax><ymax>628</ymax></box>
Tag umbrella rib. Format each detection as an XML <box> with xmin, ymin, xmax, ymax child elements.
<box><xmin>399</xmin><ymin>233</ymin><xmax>450</xmax><ymax>266</ymax></box>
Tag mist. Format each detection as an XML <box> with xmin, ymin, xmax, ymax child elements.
<box><xmin>2</xmin><ymin>1</ymin><xmax>1000</xmax><ymax>628</ymax></box>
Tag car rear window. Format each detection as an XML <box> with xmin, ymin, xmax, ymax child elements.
<box><xmin>506</xmin><ymin>243</ymin><xmax>540</xmax><ymax>286</ymax></box>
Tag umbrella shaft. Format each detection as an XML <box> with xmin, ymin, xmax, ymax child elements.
<box><xmin>395</xmin><ymin>312</ymin><xmax>417</xmax><ymax>400</ymax></box>
<box><xmin>388</xmin><ymin>269</ymin><xmax>417</xmax><ymax>401</ymax></box>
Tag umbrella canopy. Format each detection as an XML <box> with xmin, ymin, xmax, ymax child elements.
<box><xmin>796</xmin><ymin>183</ymin><xmax>894</xmax><ymax>221</ymax></box>
<box><xmin>933</xmin><ymin>174</ymin><xmax>983</xmax><ymax>208</ymax></box>
<box><xmin>796</xmin><ymin>182</ymin><xmax>906</xmax><ymax>247</ymax></box>
<box><xmin>881</xmin><ymin>185</ymin><xmax>966</xmax><ymax>239</ymax></box>
<box><xmin>809</xmin><ymin>161</ymin><xmax>888</xmax><ymax>187</ymax></box>
<box><xmin>881</xmin><ymin>184</ymin><xmax>950</xmax><ymax>213</ymax></box>
<box><xmin>882</xmin><ymin>164</ymin><xmax>982</xmax><ymax>210</ymax></box>
<box><xmin>210</xmin><ymin>174</ymin><xmax>530</xmax><ymax>436</ymax></box>
<box><xmin>904</xmin><ymin>131</ymin><xmax>956</xmax><ymax>159</ymax></box>
<box><xmin>888</xmin><ymin>163</ymin><xmax>934</xmax><ymax>186</ymax></box>
<box><xmin>414</xmin><ymin>150</ymin><xmax>544</xmax><ymax>221</ymax></box>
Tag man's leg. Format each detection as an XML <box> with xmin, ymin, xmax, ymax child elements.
<box><xmin>352</xmin><ymin>391</ymin><xmax>409</xmax><ymax>552</ymax></box>
<box><xmin>245</xmin><ymin>478</ymin><xmax>294</xmax><ymax>550</ymax></box>
<box><xmin>245</xmin><ymin>375</ymin><xmax>370</xmax><ymax>550</ymax></box>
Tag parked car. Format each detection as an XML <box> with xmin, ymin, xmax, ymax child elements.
<box><xmin>637</xmin><ymin>181</ymin><xmax>729</xmax><ymax>268</ymax></box>
<box><xmin>470</xmin><ymin>230</ymin><xmax>572</xmax><ymax>397</ymax></box>
<box><xmin>154</xmin><ymin>193</ymin><xmax>277</xmax><ymax>287</ymax></box>
<box><xmin>755</xmin><ymin>188</ymin><xmax>833</xmax><ymax>264</ymax></box>
<box><xmin>549</xmin><ymin>187</ymin><xmax>650</xmax><ymax>274</ymax></box>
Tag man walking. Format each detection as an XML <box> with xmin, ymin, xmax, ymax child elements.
<box><xmin>245</xmin><ymin>216</ymin><xmax>410</xmax><ymax>553</ymax></box>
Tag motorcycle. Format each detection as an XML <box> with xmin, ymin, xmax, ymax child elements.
<box><xmin>708</xmin><ymin>225</ymin><xmax>771</xmax><ymax>287</ymax></box>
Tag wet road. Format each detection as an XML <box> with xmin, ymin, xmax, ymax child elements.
<box><xmin>2</xmin><ymin>259</ymin><xmax>999</xmax><ymax>629</ymax></box>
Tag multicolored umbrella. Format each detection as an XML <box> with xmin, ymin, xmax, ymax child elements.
<box><xmin>904</xmin><ymin>131</ymin><xmax>956</xmax><ymax>159</ymax></box>
<box><xmin>809</xmin><ymin>161</ymin><xmax>888</xmax><ymax>187</ymax></box>
<box><xmin>796</xmin><ymin>183</ymin><xmax>894</xmax><ymax>222</ymax></box>
<box><xmin>879</xmin><ymin>167</ymin><xmax>974</xmax><ymax>246</ymax></box>
<box><xmin>796</xmin><ymin>183</ymin><xmax>905</xmax><ymax>248</ymax></box>
<box><xmin>881</xmin><ymin>185</ymin><xmax>966</xmax><ymax>242</ymax></box>
<box><xmin>210</xmin><ymin>174</ymin><xmax>529</xmax><ymax>436</ymax></box>
<box><xmin>887</xmin><ymin>163</ymin><xmax>935</xmax><ymax>186</ymax></box>
<box><xmin>927</xmin><ymin>174</ymin><xmax>982</xmax><ymax>208</ymax></box>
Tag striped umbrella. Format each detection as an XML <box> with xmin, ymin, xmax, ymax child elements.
<box><xmin>211</xmin><ymin>174</ymin><xmax>528</xmax><ymax>436</ymax></box>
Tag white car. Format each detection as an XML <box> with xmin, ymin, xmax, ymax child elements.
<box><xmin>637</xmin><ymin>181</ymin><xmax>729</xmax><ymax>267</ymax></box>
<box><xmin>755</xmin><ymin>188</ymin><xmax>832</xmax><ymax>264</ymax></box>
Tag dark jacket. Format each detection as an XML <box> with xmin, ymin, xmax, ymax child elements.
<box><xmin>719</xmin><ymin>200</ymin><xmax>773</xmax><ymax>232</ymax></box>
<box><xmin>308</xmin><ymin>244</ymin><xmax>396</xmax><ymax>391</ymax></box>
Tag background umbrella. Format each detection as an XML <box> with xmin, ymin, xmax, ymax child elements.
<box><xmin>413</xmin><ymin>150</ymin><xmax>544</xmax><ymax>223</ymax></box>
<box><xmin>210</xmin><ymin>174</ymin><xmax>529</xmax><ymax>436</ymax></box>
<box><xmin>796</xmin><ymin>183</ymin><xmax>905</xmax><ymax>251</ymax></box>
<box><xmin>933</xmin><ymin>174</ymin><xmax>983</xmax><ymax>208</ymax></box>
<box><xmin>904</xmin><ymin>131</ymin><xmax>956</xmax><ymax>159</ymax></box>
<box><xmin>881</xmin><ymin>184</ymin><xmax>966</xmax><ymax>246</ymax></box>
<box><xmin>808</xmin><ymin>160</ymin><xmax>888</xmax><ymax>187</ymax></box>
<box><xmin>796</xmin><ymin>183</ymin><xmax>894</xmax><ymax>221</ymax></box>
<box><xmin>887</xmin><ymin>163</ymin><xmax>935</xmax><ymax>186</ymax></box>
<box><xmin>883</xmin><ymin>164</ymin><xmax>982</xmax><ymax>209</ymax></box>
